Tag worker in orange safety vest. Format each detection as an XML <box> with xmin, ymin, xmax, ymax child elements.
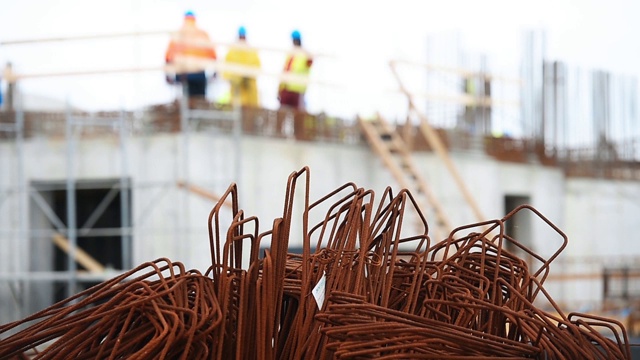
<box><xmin>165</xmin><ymin>11</ymin><xmax>217</xmax><ymax>98</ymax></box>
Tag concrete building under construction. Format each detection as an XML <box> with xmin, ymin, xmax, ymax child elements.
<box><xmin>0</xmin><ymin>29</ymin><xmax>639</xmax><ymax>338</ymax></box>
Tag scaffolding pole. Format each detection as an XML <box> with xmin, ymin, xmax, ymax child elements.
<box><xmin>65</xmin><ymin>101</ymin><xmax>78</xmax><ymax>299</ymax></box>
<box><xmin>16</xmin><ymin>97</ymin><xmax>27</xmax><ymax>318</ymax></box>
<box><xmin>0</xmin><ymin>94</ymin><xmax>27</xmax><ymax>319</ymax></box>
<box><xmin>119</xmin><ymin>109</ymin><xmax>131</xmax><ymax>269</ymax></box>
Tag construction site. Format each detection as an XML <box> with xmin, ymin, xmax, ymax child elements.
<box><xmin>1</xmin><ymin>14</ymin><xmax>640</xmax><ymax>358</ymax></box>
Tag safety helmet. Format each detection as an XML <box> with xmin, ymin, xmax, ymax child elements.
<box><xmin>184</xmin><ymin>10</ymin><xmax>195</xmax><ymax>19</ymax></box>
<box><xmin>238</xmin><ymin>26</ymin><xmax>247</xmax><ymax>37</ymax></box>
<box><xmin>291</xmin><ymin>30</ymin><xmax>301</xmax><ymax>40</ymax></box>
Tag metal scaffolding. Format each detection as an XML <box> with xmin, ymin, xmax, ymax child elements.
<box><xmin>0</xmin><ymin>93</ymin><xmax>244</xmax><ymax>322</ymax></box>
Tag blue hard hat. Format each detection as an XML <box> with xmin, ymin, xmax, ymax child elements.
<box><xmin>238</xmin><ymin>26</ymin><xmax>246</xmax><ymax>37</ymax></box>
<box><xmin>291</xmin><ymin>30</ymin><xmax>301</xmax><ymax>40</ymax></box>
<box><xmin>184</xmin><ymin>10</ymin><xmax>195</xmax><ymax>18</ymax></box>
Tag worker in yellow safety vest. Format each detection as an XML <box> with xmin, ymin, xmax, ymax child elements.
<box><xmin>224</xmin><ymin>26</ymin><xmax>261</xmax><ymax>107</ymax></box>
<box><xmin>165</xmin><ymin>11</ymin><xmax>217</xmax><ymax>98</ymax></box>
<box><xmin>278</xmin><ymin>30</ymin><xmax>313</xmax><ymax>110</ymax></box>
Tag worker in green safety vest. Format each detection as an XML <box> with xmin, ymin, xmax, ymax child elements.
<box><xmin>278</xmin><ymin>30</ymin><xmax>313</xmax><ymax>110</ymax></box>
<box><xmin>277</xmin><ymin>30</ymin><xmax>314</xmax><ymax>140</ymax></box>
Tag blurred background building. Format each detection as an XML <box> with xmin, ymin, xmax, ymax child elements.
<box><xmin>0</xmin><ymin>0</ymin><xmax>639</xmax><ymax>336</ymax></box>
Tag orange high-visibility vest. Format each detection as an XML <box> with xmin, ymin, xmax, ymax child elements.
<box><xmin>165</xmin><ymin>23</ymin><xmax>217</xmax><ymax>67</ymax></box>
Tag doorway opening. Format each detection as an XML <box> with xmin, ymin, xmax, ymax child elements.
<box><xmin>30</xmin><ymin>179</ymin><xmax>132</xmax><ymax>303</ymax></box>
<box><xmin>503</xmin><ymin>195</ymin><xmax>532</xmax><ymax>256</ymax></box>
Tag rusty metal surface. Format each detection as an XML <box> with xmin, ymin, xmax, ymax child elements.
<box><xmin>0</xmin><ymin>167</ymin><xmax>633</xmax><ymax>359</ymax></box>
<box><xmin>0</xmin><ymin>259</ymin><xmax>223</xmax><ymax>359</ymax></box>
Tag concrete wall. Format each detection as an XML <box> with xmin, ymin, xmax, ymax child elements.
<box><xmin>561</xmin><ymin>178</ymin><xmax>640</xmax><ymax>306</ymax></box>
<box><xmin>1</xmin><ymin>130</ymin><xmax>638</xmax><ymax>323</ymax></box>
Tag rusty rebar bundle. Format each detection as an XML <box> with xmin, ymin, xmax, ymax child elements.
<box><xmin>0</xmin><ymin>259</ymin><xmax>223</xmax><ymax>359</ymax></box>
<box><xmin>0</xmin><ymin>167</ymin><xmax>632</xmax><ymax>359</ymax></box>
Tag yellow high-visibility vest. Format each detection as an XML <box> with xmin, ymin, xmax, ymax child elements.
<box><xmin>280</xmin><ymin>51</ymin><xmax>312</xmax><ymax>94</ymax></box>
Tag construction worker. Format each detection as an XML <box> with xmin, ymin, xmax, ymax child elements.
<box><xmin>461</xmin><ymin>73</ymin><xmax>492</xmax><ymax>135</ymax></box>
<box><xmin>164</xmin><ymin>11</ymin><xmax>217</xmax><ymax>98</ymax></box>
<box><xmin>462</xmin><ymin>75</ymin><xmax>477</xmax><ymax>133</ymax></box>
<box><xmin>224</xmin><ymin>26</ymin><xmax>261</xmax><ymax>107</ymax></box>
<box><xmin>223</xmin><ymin>26</ymin><xmax>262</xmax><ymax>132</ymax></box>
<box><xmin>2</xmin><ymin>62</ymin><xmax>13</xmax><ymax>111</ymax></box>
<box><xmin>278</xmin><ymin>30</ymin><xmax>313</xmax><ymax>110</ymax></box>
<box><xmin>278</xmin><ymin>30</ymin><xmax>313</xmax><ymax>140</ymax></box>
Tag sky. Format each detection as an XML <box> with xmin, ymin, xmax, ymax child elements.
<box><xmin>0</xmin><ymin>0</ymin><xmax>639</xmax><ymax>119</ymax></box>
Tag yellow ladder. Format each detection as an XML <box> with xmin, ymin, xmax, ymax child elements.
<box><xmin>358</xmin><ymin>114</ymin><xmax>452</xmax><ymax>238</ymax></box>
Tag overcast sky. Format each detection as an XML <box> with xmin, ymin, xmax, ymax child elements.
<box><xmin>1</xmin><ymin>0</ymin><xmax>638</xmax><ymax>118</ymax></box>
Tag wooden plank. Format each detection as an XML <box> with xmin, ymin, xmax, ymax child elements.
<box><xmin>405</xmin><ymin>90</ymin><xmax>519</xmax><ymax>108</ymax></box>
<box><xmin>1</xmin><ymin>32</ymin><xmax>336</xmax><ymax>58</ymax></box>
<box><xmin>417</xmin><ymin>118</ymin><xmax>486</xmax><ymax>223</ymax></box>
<box><xmin>6</xmin><ymin>59</ymin><xmax>337</xmax><ymax>89</ymax></box>
<box><xmin>391</xmin><ymin>59</ymin><xmax>522</xmax><ymax>84</ymax></box>
<box><xmin>52</xmin><ymin>233</ymin><xmax>105</xmax><ymax>273</ymax></box>
<box><xmin>177</xmin><ymin>180</ymin><xmax>233</xmax><ymax>208</ymax></box>
<box><xmin>0</xmin><ymin>30</ymin><xmax>171</xmax><ymax>45</ymax></box>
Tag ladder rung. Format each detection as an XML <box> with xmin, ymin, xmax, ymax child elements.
<box><xmin>361</xmin><ymin>115</ymin><xmax>452</xmax><ymax>236</ymax></box>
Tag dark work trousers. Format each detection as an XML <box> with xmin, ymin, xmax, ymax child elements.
<box><xmin>176</xmin><ymin>72</ymin><xmax>207</xmax><ymax>97</ymax></box>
